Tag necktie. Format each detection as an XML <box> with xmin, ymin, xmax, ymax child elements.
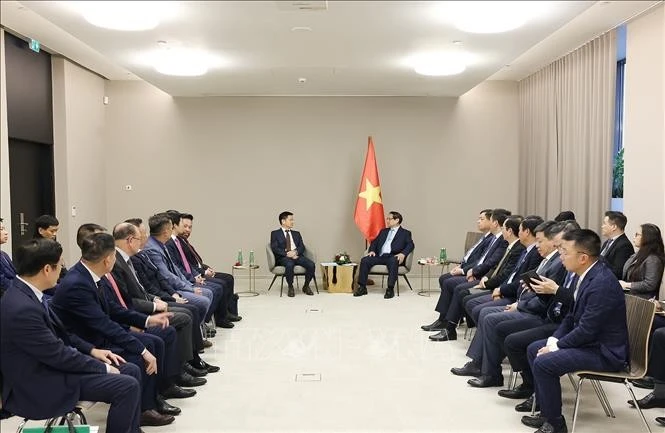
<box><xmin>563</xmin><ymin>272</ymin><xmax>573</xmax><ymax>288</ymax></box>
<box><xmin>477</xmin><ymin>236</ymin><xmax>498</xmax><ymax>265</ymax></box>
<box><xmin>600</xmin><ymin>238</ymin><xmax>614</xmax><ymax>256</ymax></box>
<box><xmin>174</xmin><ymin>237</ymin><xmax>192</xmax><ymax>274</ymax></box>
<box><xmin>489</xmin><ymin>244</ymin><xmax>512</xmax><ymax>278</ymax></box>
<box><xmin>507</xmin><ymin>249</ymin><xmax>528</xmax><ymax>283</ymax></box>
<box><xmin>285</xmin><ymin>230</ymin><xmax>292</xmax><ymax>251</ymax></box>
<box><xmin>42</xmin><ymin>297</ymin><xmax>66</xmax><ymax>332</ymax></box>
<box><xmin>463</xmin><ymin>236</ymin><xmax>485</xmax><ymax>262</ymax></box>
<box><xmin>105</xmin><ymin>274</ymin><xmax>127</xmax><ymax>309</ymax></box>
<box><xmin>182</xmin><ymin>238</ymin><xmax>203</xmax><ymax>267</ymax></box>
<box><xmin>536</xmin><ymin>257</ymin><xmax>549</xmax><ymax>274</ymax></box>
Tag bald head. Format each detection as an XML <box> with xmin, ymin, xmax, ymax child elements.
<box><xmin>113</xmin><ymin>222</ymin><xmax>141</xmax><ymax>256</ymax></box>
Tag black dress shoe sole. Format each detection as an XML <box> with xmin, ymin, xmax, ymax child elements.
<box><xmin>627</xmin><ymin>396</ymin><xmax>665</xmax><ymax>409</ymax></box>
<box><xmin>468</xmin><ymin>377</ymin><xmax>504</xmax><ymax>388</ymax></box>
<box><xmin>516</xmin><ymin>401</ymin><xmax>539</xmax><ymax>412</ymax></box>
<box><xmin>156</xmin><ymin>407</ymin><xmax>181</xmax><ymax>416</ymax></box>
<box><xmin>176</xmin><ymin>378</ymin><xmax>207</xmax><ymax>388</ymax></box>
<box><xmin>421</xmin><ymin>325</ymin><xmax>446</xmax><ymax>332</ymax></box>
<box><xmin>498</xmin><ymin>389</ymin><xmax>534</xmax><ymax>399</ymax></box>
<box><xmin>655</xmin><ymin>417</ymin><xmax>665</xmax><ymax>427</ymax></box>
<box><xmin>450</xmin><ymin>368</ymin><xmax>481</xmax><ymax>377</ymax></box>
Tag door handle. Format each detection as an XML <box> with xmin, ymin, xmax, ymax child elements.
<box><xmin>18</xmin><ymin>212</ymin><xmax>29</xmax><ymax>236</ymax></box>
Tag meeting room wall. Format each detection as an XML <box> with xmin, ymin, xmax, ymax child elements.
<box><xmin>624</xmin><ymin>3</ymin><xmax>665</xmax><ymax>238</ymax></box>
<box><xmin>102</xmin><ymin>80</ymin><xmax>519</xmax><ymax>279</ymax></box>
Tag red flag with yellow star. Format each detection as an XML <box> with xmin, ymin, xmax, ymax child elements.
<box><xmin>354</xmin><ymin>136</ymin><xmax>386</xmax><ymax>242</ymax></box>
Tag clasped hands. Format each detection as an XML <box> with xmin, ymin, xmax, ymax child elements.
<box><xmin>286</xmin><ymin>250</ymin><xmax>299</xmax><ymax>259</ymax></box>
<box><xmin>365</xmin><ymin>251</ymin><xmax>405</xmax><ymax>264</ymax></box>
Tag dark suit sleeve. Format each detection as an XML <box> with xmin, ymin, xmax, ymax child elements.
<box><xmin>398</xmin><ymin>229</ymin><xmax>415</xmax><ymax>256</ymax></box>
<box><xmin>607</xmin><ymin>239</ymin><xmax>635</xmax><ymax>279</ymax></box>
<box><xmin>368</xmin><ymin>230</ymin><xmax>386</xmax><ymax>254</ymax></box>
<box><xmin>5</xmin><ymin>304</ymin><xmax>106</xmax><ymax>375</ymax></box>
<box><xmin>553</xmin><ymin>310</ymin><xmax>574</xmax><ymax>339</ymax></box>
<box><xmin>68</xmin><ymin>333</ymin><xmax>95</xmax><ymax>355</ymax></box>
<box><xmin>472</xmin><ymin>240</ymin><xmax>508</xmax><ymax>278</ymax></box>
<box><xmin>101</xmin><ymin>283</ymin><xmax>149</xmax><ymax>329</ymax></box>
<box><xmin>270</xmin><ymin>231</ymin><xmax>287</xmax><ymax>259</ymax></box>
<box><xmin>484</xmin><ymin>246</ymin><xmax>523</xmax><ymax>290</ymax></box>
<box><xmin>295</xmin><ymin>232</ymin><xmax>306</xmax><ymax>256</ymax></box>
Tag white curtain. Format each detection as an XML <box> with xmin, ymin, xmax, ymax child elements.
<box><xmin>518</xmin><ymin>31</ymin><xmax>616</xmax><ymax>232</ymax></box>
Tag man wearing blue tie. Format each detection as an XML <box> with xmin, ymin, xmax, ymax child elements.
<box><xmin>354</xmin><ymin>211</ymin><xmax>415</xmax><ymax>299</ymax></box>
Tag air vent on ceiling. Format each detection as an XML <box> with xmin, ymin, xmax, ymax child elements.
<box><xmin>275</xmin><ymin>1</ymin><xmax>328</xmax><ymax>11</ymax></box>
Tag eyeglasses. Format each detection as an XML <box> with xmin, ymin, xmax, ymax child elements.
<box><xmin>634</xmin><ymin>233</ymin><xmax>642</xmax><ymax>237</ymax></box>
<box><xmin>386</xmin><ymin>217</ymin><xmax>395</xmax><ymax>220</ymax></box>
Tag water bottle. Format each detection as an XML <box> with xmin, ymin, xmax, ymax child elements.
<box><xmin>237</xmin><ymin>250</ymin><xmax>243</xmax><ymax>266</ymax></box>
<box><xmin>249</xmin><ymin>250</ymin><xmax>255</xmax><ymax>266</ymax></box>
<box><xmin>439</xmin><ymin>248</ymin><xmax>447</xmax><ymax>263</ymax></box>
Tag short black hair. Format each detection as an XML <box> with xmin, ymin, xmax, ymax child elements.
<box><xmin>149</xmin><ymin>213</ymin><xmax>172</xmax><ymax>236</ymax></box>
<box><xmin>503</xmin><ymin>216</ymin><xmax>523</xmax><ymax>237</ymax></box>
<box><xmin>15</xmin><ymin>238</ymin><xmax>62</xmax><ymax>277</ymax></box>
<box><xmin>520</xmin><ymin>216</ymin><xmax>544</xmax><ymax>237</ymax></box>
<box><xmin>113</xmin><ymin>222</ymin><xmax>138</xmax><ymax>241</ymax></box>
<box><xmin>490</xmin><ymin>208</ymin><xmax>512</xmax><ymax>226</ymax></box>
<box><xmin>550</xmin><ymin>220</ymin><xmax>581</xmax><ymax>237</ymax></box>
<box><xmin>279</xmin><ymin>211</ymin><xmax>293</xmax><ymax>224</ymax></box>
<box><xmin>480</xmin><ymin>209</ymin><xmax>492</xmax><ymax>219</ymax></box>
<box><xmin>554</xmin><ymin>211</ymin><xmax>576</xmax><ymax>222</ymax></box>
<box><xmin>125</xmin><ymin>218</ymin><xmax>143</xmax><ymax>228</ymax></box>
<box><xmin>165</xmin><ymin>210</ymin><xmax>182</xmax><ymax>226</ymax></box>
<box><xmin>535</xmin><ymin>221</ymin><xmax>557</xmax><ymax>239</ymax></box>
<box><xmin>389</xmin><ymin>211</ymin><xmax>403</xmax><ymax>224</ymax></box>
<box><xmin>180</xmin><ymin>213</ymin><xmax>193</xmax><ymax>220</ymax></box>
<box><xmin>34</xmin><ymin>214</ymin><xmax>59</xmax><ymax>238</ymax></box>
<box><xmin>562</xmin><ymin>229</ymin><xmax>601</xmax><ymax>258</ymax></box>
<box><xmin>80</xmin><ymin>232</ymin><xmax>116</xmax><ymax>262</ymax></box>
<box><xmin>76</xmin><ymin>223</ymin><xmax>107</xmax><ymax>248</ymax></box>
<box><xmin>605</xmin><ymin>211</ymin><xmax>628</xmax><ymax>231</ymax></box>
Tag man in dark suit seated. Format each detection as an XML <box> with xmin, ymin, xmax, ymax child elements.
<box><xmin>599</xmin><ymin>211</ymin><xmax>634</xmax><ymax>279</ymax></box>
<box><xmin>270</xmin><ymin>211</ymin><xmax>316</xmax><ymax>298</ymax></box>
<box><xmin>176</xmin><ymin>212</ymin><xmax>241</xmax><ymax>322</ymax></box>
<box><xmin>0</xmin><ymin>217</ymin><xmax>16</xmax><ymax>297</ymax></box>
<box><xmin>424</xmin><ymin>209</ymin><xmax>510</xmax><ymax>340</ymax></box>
<box><xmin>522</xmin><ymin>229</ymin><xmax>629</xmax><ymax>433</ymax></box>
<box><xmin>627</xmin><ymin>326</ymin><xmax>665</xmax><ymax>422</ymax></box>
<box><xmin>354</xmin><ymin>211</ymin><xmax>415</xmax><ymax>299</ymax></box>
<box><xmin>0</xmin><ymin>238</ymin><xmax>142</xmax><ymax>433</ymax></box>
<box><xmin>52</xmin><ymin>232</ymin><xmax>176</xmax><ymax>426</ymax></box>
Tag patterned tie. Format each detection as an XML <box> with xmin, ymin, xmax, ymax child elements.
<box><xmin>600</xmin><ymin>238</ymin><xmax>614</xmax><ymax>257</ymax></box>
<box><xmin>563</xmin><ymin>272</ymin><xmax>574</xmax><ymax>288</ymax></box>
<box><xmin>105</xmin><ymin>274</ymin><xmax>127</xmax><ymax>309</ymax></box>
<box><xmin>285</xmin><ymin>230</ymin><xmax>292</xmax><ymax>251</ymax></box>
<box><xmin>174</xmin><ymin>237</ymin><xmax>192</xmax><ymax>274</ymax></box>
<box><xmin>489</xmin><ymin>244</ymin><xmax>512</xmax><ymax>278</ymax></box>
<box><xmin>536</xmin><ymin>257</ymin><xmax>549</xmax><ymax>275</ymax></box>
<box><xmin>477</xmin><ymin>235</ymin><xmax>498</xmax><ymax>265</ymax></box>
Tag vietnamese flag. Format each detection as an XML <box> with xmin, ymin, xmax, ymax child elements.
<box><xmin>354</xmin><ymin>136</ymin><xmax>386</xmax><ymax>242</ymax></box>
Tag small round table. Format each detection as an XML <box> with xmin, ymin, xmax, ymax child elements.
<box><xmin>417</xmin><ymin>260</ymin><xmax>450</xmax><ymax>297</ymax></box>
<box><xmin>232</xmin><ymin>264</ymin><xmax>260</xmax><ymax>297</ymax></box>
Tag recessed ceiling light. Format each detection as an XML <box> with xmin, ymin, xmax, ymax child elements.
<box><xmin>291</xmin><ymin>26</ymin><xmax>313</xmax><ymax>32</ymax></box>
<box><xmin>409</xmin><ymin>52</ymin><xmax>469</xmax><ymax>77</ymax></box>
<box><xmin>433</xmin><ymin>1</ymin><xmax>551</xmax><ymax>34</ymax></box>
<box><xmin>70</xmin><ymin>1</ymin><xmax>179</xmax><ymax>31</ymax></box>
<box><xmin>148</xmin><ymin>47</ymin><xmax>224</xmax><ymax>77</ymax></box>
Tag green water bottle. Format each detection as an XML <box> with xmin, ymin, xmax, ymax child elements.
<box><xmin>439</xmin><ymin>248</ymin><xmax>447</xmax><ymax>263</ymax></box>
<box><xmin>249</xmin><ymin>250</ymin><xmax>255</xmax><ymax>266</ymax></box>
<box><xmin>237</xmin><ymin>250</ymin><xmax>243</xmax><ymax>266</ymax></box>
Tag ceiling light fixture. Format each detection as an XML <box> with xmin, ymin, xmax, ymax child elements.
<box><xmin>434</xmin><ymin>1</ymin><xmax>551</xmax><ymax>34</ymax></box>
<box><xmin>409</xmin><ymin>52</ymin><xmax>469</xmax><ymax>77</ymax></box>
<box><xmin>149</xmin><ymin>47</ymin><xmax>223</xmax><ymax>77</ymax></box>
<box><xmin>72</xmin><ymin>1</ymin><xmax>179</xmax><ymax>31</ymax></box>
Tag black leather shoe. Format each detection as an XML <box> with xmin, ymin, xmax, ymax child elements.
<box><xmin>498</xmin><ymin>383</ymin><xmax>533</xmax><ymax>399</ymax></box>
<box><xmin>421</xmin><ymin>319</ymin><xmax>446</xmax><ymax>332</ymax></box>
<box><xmin>450</xmin><ymin>361</ymin><xmax>481</xmax><ymax>377</ymax></box>
<box><xmin>521</xmin><ymin>415</ymin><xmax>546</xmax><ymax>428</ymax></box>
<box><xmin>183</xmin><ymin>362</ymin><xmax>207</xmax><ymax>377</ymax></box>
<box><xmin>161</xmin><ymin>384</ymin><xmax>196</xmax><ymax>399</ymax></box>
<box><xmin>217</xmin><ymin>320</ymin><xmax>234</xmax><ymax>329</ymax></box>
<box><xmin>156</xmin><ymin>395</ymin><xmax>182</xmax><ymax>415</ymax></box>
<box><xmin>287</xmin><ymin>286</ymin><xmax>295</xmax><ymax>297</ymax></box>
<box><xmin>630</xmin><ymin>377</ymin><xmax>655</xmax><ymax>389</ymax></box>
<box><xmin>516</xmin><ymin>395</ymin><xmax>539</xmax><ymax>412</ymax></box>
<box><xmin>227</xmin><ymin>313</ymin><xmax>242</xmax><ymax>322</ymax></box>
<box><xmin>384</xmin><ymin>288</ymin><xmax>394</xmax><ymax>299</ymax></box>
<box><xmin>535</xmin><ymin>418</ymin><xmax>567</xmax><ymax>433</ymax></box>
<box><xmin>353</xmin><ymin>286</ymin><xmax>368</xmax><ymax>297</ymax></box>
<box><xmin>140</xmin><ymin>410</ymin><xmax>175</xmax><ymax>426</ymax></box>
<box><xmin>302</xmin><ymin>285</ymin><xmax>314</xmax><ymax>295</ymax></box>
<box><xmin>656</xmin><ymin>417</ymin><xmax>665</xmax><ymax>426</ymax></box>
<box><xmin>201</xmin><ymin>340</ymin><xmax>213</xmax><ymax>349</ymax></box>
<box><xmin>429</xmin><ymin>329</ymin><xmax>457</xmax><ymax>342</ymax></box>
<box><xmin>468</xmin><ymin>375</ymin><xmax>504</xmax><ymax>388</ymax></box>
<box><xmin>176</xmin><ymin>372</ymin><xmax>206</xmax><ymax>388</ymax></box>
<box><xmin>191</xmin><ymin>359</ymin><xmax>220</xmax><ymax>373</ymax></box>
<box><xmin>627</xmin><ymin>392</ymin><xmax>665</xmax><ymax>409</ymax></box>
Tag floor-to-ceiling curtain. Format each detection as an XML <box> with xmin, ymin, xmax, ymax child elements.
<box><xmin>518</xmin><ymin>31</ymin><xmax>616</xmax><ymax>232</ymax></box>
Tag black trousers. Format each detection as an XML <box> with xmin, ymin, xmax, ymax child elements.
<box><xmin>648</xmin><ymin>327</ymin><xmax>665</xmax><ymax>381</ymax></box>
<box><xmin>210</xmin><ymin>272</ymin><xmax>239</xmax><ymax>315</ymax></box>
<box><xmin>167</xmin><ymin>302</ymin><xmax>204</xmax><ymax>353</ymax></box>
<box><xmin>501</xmin><ymin>321</ymin><xmax>559</xmax><ymax>387</ymax></box>
<box><xmin>358</xmin><ymin>254</ymin><xmax>399</xmax><ymax>289</ymax></box>
<box><xmin>277</xmin><ymin>256</ymin><xmax>315</xmax><ymax>286</ymax></box>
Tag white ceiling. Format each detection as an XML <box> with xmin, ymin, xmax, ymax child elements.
<box><xmin>0</xmin><ymin>1</ymin><xmax>661</xmax><ymax>97</ymax></box>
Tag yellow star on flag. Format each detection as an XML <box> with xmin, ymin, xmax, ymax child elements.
<box><xmin>358</xmin><ymin>178</ymin><xmax>382</xmax><ymax>211</ymax></box>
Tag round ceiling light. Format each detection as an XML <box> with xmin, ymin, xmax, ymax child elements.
<box><xmin>435</xmin><ymin>1</ymin><xmax>551</xmax><ymax>34</ymax></box>
<box><xmin>410</xmin><ymin>52</ymin><xmax>468</xmax><ymax>77</ymax></box>
<box><xmin>151</xmin><ymin>47</ymin><xmax>222</xmax><ymax>77</ymax></box>
<box><xmin>74</xmin><ymin>1</ymin><xmax>178</xmax><ymax>31</ymax></box>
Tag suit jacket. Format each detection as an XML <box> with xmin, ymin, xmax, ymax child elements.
<box><xmin>553</xmin><ymin>261</ymin><xmax>629</xmax><ymax>370</ymax></box>
<box><xmin>0</xmin><ymin>278</ymin><xmax>105</xmax><ymax>419</ymax></box>
<box><xmin>143</xmin><ymin>236</ymin><xmax>193</xmax><ymax>293</ymax></box>
<box><xmin>111</xmin><ymin>251</ymin><xmax>156</xmax><ymax>314</ymax></box>
<box><xmin>131</xmin><ymin>251</ymin><xmax>177</xmax><ymax>301</ymax></box>
<box><xmin>499</xmin><ymin>245</ymin><xmax>544</xmax><ymax>299</ymax></box>
<box><xmin>601</xmin><ymin>233</ymin><xmax>635</xmax><ymax>279</ymax></box>
<box><xmin>271</xmin><ymin>228</ymin><xmax>308</xmax><ymax>260</ymax></box>
<box><xmin>179</xmin><ymin>236</ymin><xmax>208</xmax><ymax>275</ymax></box>
<box><xmin>545</xmin><ymin>272</ymin><xmax>578</xmax><ymax>324</ymax></box>
<box><xmin>367</xmin><ymin>226</ymin><xmax>415</xmax><ymax>257</ymax></box>
<box><xmin>51</xmin><ymin>261</ymin><xmax>147</xmax><ymax>355</ymax></box>
<box><xmin>0</xmin><ymin>250</ymin><xmax>17</xmax><ymax>296</ymax></box>
<box><xmin>622</xmin><ymin>253</ymin><xmax>665</xmax><ymax>298</ymax></box>
<box><xmin>460</xmin><ymin>233</ymin><xmax>494</xmax><ymax>273</ymax></box>
<box><xmin>518</xmin><ymin>252</ymin><xmax>567</xmax><ymax>316</ymax></box>
<box><xmin>470</xmin><ymin>235</ymin><xmax>508</xmax><ymax>279</ymax></box>
<box><xmin>484</xmin><ymin>242</ymin><xmax>526</xmax><ymax>290</ymax></box>
<box><xmin>165</xmin><ymin>237</ymin><xmax>199</xmax><ymax>282</ymax></box>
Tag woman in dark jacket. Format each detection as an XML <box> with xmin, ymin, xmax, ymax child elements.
<box><xmin>619</xmin><ymin>223</ymin><xmax>665</xmax><ymax>299</ymax></box>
